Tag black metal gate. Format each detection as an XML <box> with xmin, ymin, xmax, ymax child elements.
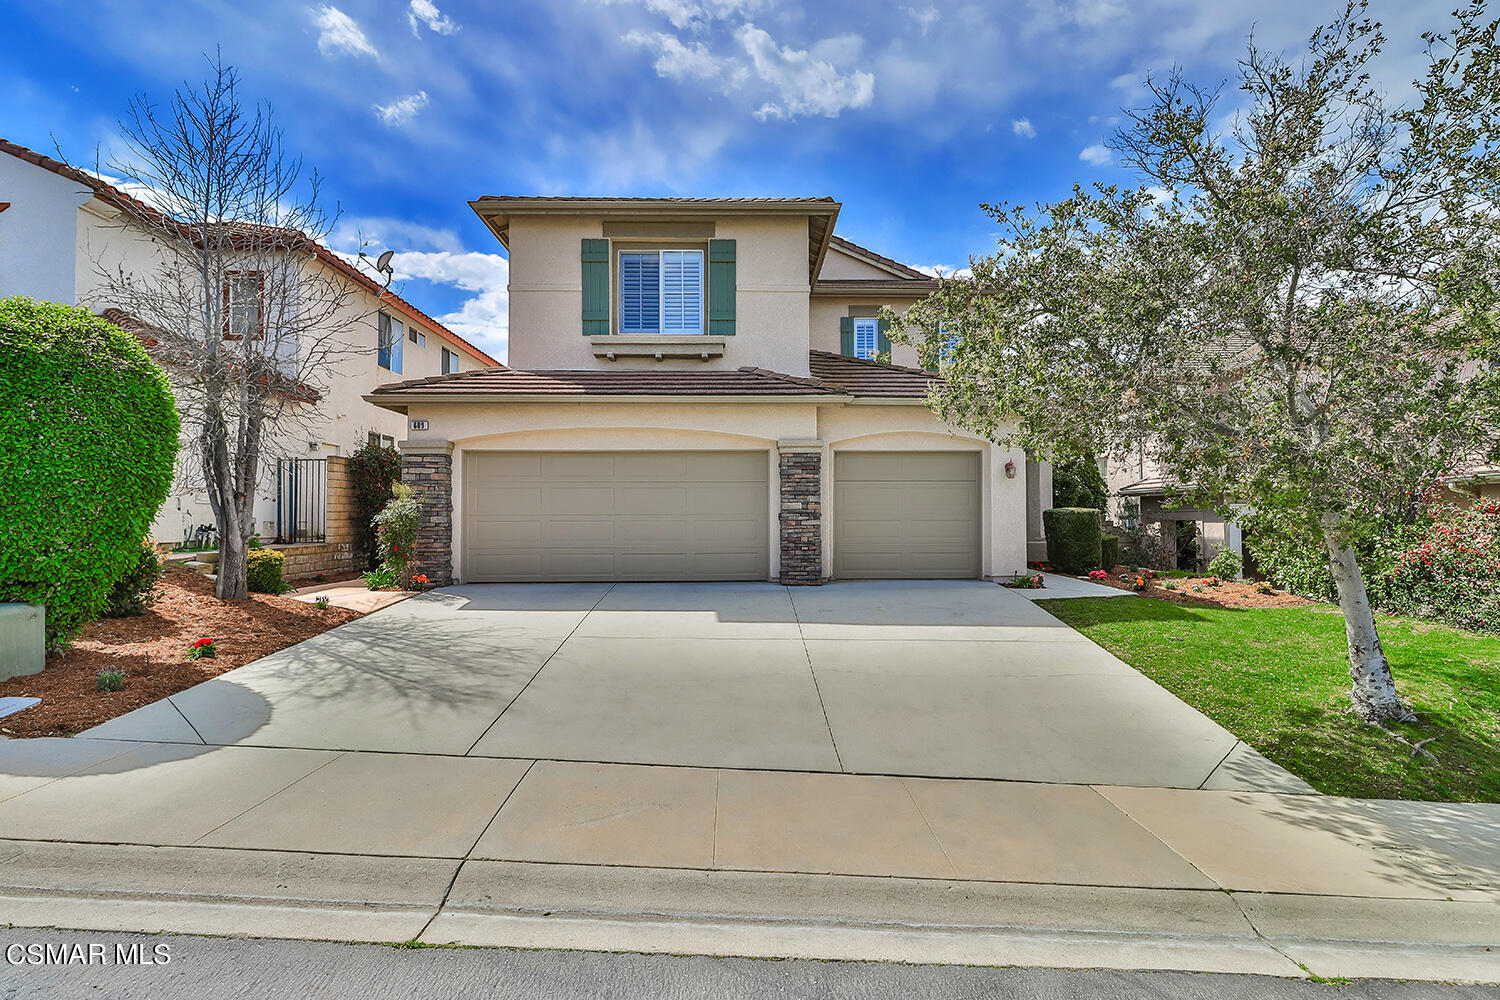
<box><xmin>276</xmin><ymin>458</ymin><xmax>327</xmax><ymax>543</ymax></box>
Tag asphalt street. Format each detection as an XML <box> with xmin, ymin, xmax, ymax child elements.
<box><xmin>1</xmin><ymin>930</ymin><xmax>1496</xmax><ymax>1000</ymax></box>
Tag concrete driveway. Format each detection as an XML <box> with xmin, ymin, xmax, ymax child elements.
<box><xmin>79</xmin><ymin>580</ymin><xmax>1260</xmax><ymax>788</ymax></box>
<box><xmin>3</xmin><ymin>581</ymin><xmax>1499</xmax><ymax>980</ymax></box>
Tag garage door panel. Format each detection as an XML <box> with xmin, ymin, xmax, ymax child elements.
<box><xmin>834</xmin><ymin>452</ymin><xmax>981</xmax><ymax>580</ymax></box>
<box><xmin>463</xmin><ymin>451</ymin><xmax>769</xmax><ymax>582</ymax></box>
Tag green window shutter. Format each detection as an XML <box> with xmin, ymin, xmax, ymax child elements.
<box><xmin>877</xmin><ymin>317</ymin><xmax>891</xmax><ymax>358</ymax></box>
<box><xmin>581</xmin><ymin>238</ymin><xmax>610</xmax><ymax>336</ymax></box>
<box><xmin>840</xmin><ymin>316</ymin><xmax>855</xmax><ymax>357</ymax></box>
<box><xmin>708</xmin><ymin>239</ymin><xmax>736</xmax><ymax>335</ymax></box>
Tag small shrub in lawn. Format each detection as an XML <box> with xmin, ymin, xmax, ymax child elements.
<box><xmin>1042</xmin><ymin>507</ymin><xmax>1103</xmax><ymax>574</ymax></box>
<box><xmin>246</xmin><ymin>549</ymin><xmax>287</xmax><ymax>594</ymax></box>
<box><xmin>313</xmin><ymin>595</ymin><xmax>331</xmax><ymax>609</ymax></box>
<box><xmin>186</xmin><ymin>638</ymin><xmax>217</xmax><ymax>660</ymax></box>
<box><xmin>96</xmin><ymin>669</ymin><xmax>126</xmax><ymax>692</ymax></box>
<box><xmin>1208</xmin><ymin>548</ymin><xmax>1242</xmax><ymax>581</ymax></box>
<box><xmin>104</xmin><ymin>541</ymin><xmax>165</xmax><ymax>617</ymax></box>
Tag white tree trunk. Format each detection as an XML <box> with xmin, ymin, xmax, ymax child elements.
<box><xmin>1321</xmin><ymin>514</ymin><xmax>1413</xmax><ymax>723</ymax></box>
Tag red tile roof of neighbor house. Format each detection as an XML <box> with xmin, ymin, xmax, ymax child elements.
<box><xmin>0</xmin><ymin>137</ymin><xmax>498</xmax><ymax>367</ymax></box>
<box><xmin>370</xmin><ymin>351</ymin><xmax>942</xmax><ymax>400</ymax></box>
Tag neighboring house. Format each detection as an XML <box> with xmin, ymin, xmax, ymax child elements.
<box><xmin>368</xmin><ymin>196</ymin><xmax>1037</xmax><ymax>585</ymax></box>
<box><xmin>1105</xmin><ymin>451</ymin><xmax>1244</xmax><ymax>573</ymax></box>
<box><xmin>0</xmin><ymin>137</ymin><xmax>497</xmax><ymax>547</ymax></box>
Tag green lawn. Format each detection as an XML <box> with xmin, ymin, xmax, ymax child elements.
<box><xmin>1037</xmin><ymin>597</ymin><xmax>1500</xmax><ymax>802</ymax></box>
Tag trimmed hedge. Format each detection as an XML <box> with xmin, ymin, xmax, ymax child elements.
<box><xmin>1043</xmin><ymin>507</ymin><xmax>1103</xmax><ymax>574</ymax></box>
<box><xmin>1100</xmin><ymin>534</ymin><xmax>1120</xmax><ymax>572</ymax></box>
<box><xmin>0</xmin><ymin>298</ymin><xmax>179</xmax><ymax>646</ymax></box>
<box><xmin>246</xmin><ymin>549</ymin><xmax>287</xmax><ymax>594</ymax></box>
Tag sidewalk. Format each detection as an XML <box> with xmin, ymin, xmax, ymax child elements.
<box><xmin>0</xmin><ymin>744</ymin><xmax>1495</xmax><ymax>982</ymax></box>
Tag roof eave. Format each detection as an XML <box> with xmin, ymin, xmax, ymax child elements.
<box><xmin>364</xmin><ymin>391</ymin><xmax>849</xmax><ymax>407</ymax></box>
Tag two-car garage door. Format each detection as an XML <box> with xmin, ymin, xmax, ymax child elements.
<box><xmin>461</xmin><ymin>449</ymin><xmax>982</xmax><ymax>583</ymax></box>
<box><xmin>463</xmin><ymin>451</ymin><xmax>769</xmax><ymax>582</ymax></box>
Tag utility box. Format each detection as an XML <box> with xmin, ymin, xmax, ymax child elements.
<box><xmin>0</xmin><ymin>604</ymin><xmax>45</xmax><ymax>681</ymax></box>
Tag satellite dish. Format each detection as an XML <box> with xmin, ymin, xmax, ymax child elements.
<box><xmin>375</xmin><ymin>250</ymin><xmax>395</xmax><ymax>273</ymax></box>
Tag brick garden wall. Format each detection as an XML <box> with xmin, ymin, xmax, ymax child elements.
<box><xmin>778</xmin><ymin>449</ymin><xmax>823</xmax><ymax>585</ymax></box>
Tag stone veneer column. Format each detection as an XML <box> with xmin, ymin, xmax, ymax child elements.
<box><xmin>777</xmin><ymin>439</ymin><xmax>824</xmax><ymax>585</ymax></box>
<box><xmin>399</xmin><ymin>440</ymin><xmax>454</xmax><ymax>586</ymax></box>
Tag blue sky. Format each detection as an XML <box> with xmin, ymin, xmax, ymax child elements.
<box><xmin>2</xmin><ymin>0</ymin><xmax>1446</xmax><ymax>361</ymax></box>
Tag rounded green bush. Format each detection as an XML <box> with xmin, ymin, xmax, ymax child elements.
<box><xmin>246</xmin><ymin>549</ymin><xmax>287</xmax><ymax>593</ymax></box>
<box><xmin>0</xmin><ymin>297</ymin><xmax>179</xmax><ymax>646</ymax></box>
<box><xmin>1042</xmin><ymin>507</ymin><xmax>1103</xmax><ymax>574</ymax></box>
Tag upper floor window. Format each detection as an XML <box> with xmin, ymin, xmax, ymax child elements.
<box><xmin>620</xmin><ymin>249</ymin><xmax>703</xmax><ymax>335</ymax></box>
<box><xmin>224</xmin><ymin>272</ymin><xmax>263</xmax><ymax>340</ymax></box>
<box><xmin>852</xmin><ymin>317</ymin><xmax>879</xmax><ymax>360</ymax></box>
<box><xmin>408</xmin><ymin>325</ymin><xmax>426</xmax><ymax>348</ymax></box>
<box><xmin>368</xmin><ymin>431</ymin><xmax>395</xmax><ymax>449</ymax></box>
<box><xmin>441</xmin><ymin>347</ymin><xmax>460</xmax><ymax>374</ymax></box>
<box><xmin>377</xmin><ymin>311</ymin><xmax>404</xmax><ymax>372</ymax></box>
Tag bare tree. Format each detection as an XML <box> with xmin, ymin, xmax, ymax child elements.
<box><xmin>85</xmin><ymin>56</ymin><xmax>372</xmax><ymax>599</ymax></box>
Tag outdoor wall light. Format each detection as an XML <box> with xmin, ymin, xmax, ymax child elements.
<box><xmin>1004</xmin><ymin>460</ymin><xmax>1017</xmax><ymax>478</ymax></box>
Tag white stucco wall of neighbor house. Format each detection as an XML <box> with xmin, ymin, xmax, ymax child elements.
<box><xmin>0</xmin><ymin>154</ymin><xmax>93</xmax><ymax>302</ymax></box>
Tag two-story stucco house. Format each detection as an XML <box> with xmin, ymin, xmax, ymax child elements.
<box><xmin>368</xmin><ymin>196</ymin><xmax>1033</xmax><ymax>585</ymax></box>
<box><xmin>0</xmin><ymin>137</ymin><xmax>497</xmax><ymax>547</ymax></box>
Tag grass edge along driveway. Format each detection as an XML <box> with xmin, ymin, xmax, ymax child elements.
<box><xmin>1038</xmin><ymin>597</ymin><xmax>1500</xmax><ymax>802</ymax></box>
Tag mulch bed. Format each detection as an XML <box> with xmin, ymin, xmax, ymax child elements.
<box><xmin>1056</xmin><ymin>566</ymin><xmax>1314</xmax><ymax>610</ymax></box>
<box><xmin>0</xmin><ymin>567</ymin><xmax>363</xmax><ymax>738</ymax></box>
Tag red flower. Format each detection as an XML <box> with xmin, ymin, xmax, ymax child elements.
<box><xmin>193</xmin><ymin>638</ymin><xmax>215</xmax><ymax>648</ymax></box>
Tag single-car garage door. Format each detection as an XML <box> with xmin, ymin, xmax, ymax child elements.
<box><xmin>834</xmin><ymin>451</ymin><xmax>981</xmax><ymax>579</ymax></box>
<box><xmin>463</xmin><ymin>451</ymin><xmax>769</xmax><ymax>582</ymax></box>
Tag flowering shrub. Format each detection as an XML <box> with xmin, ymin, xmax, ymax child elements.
<box><xmin>1378</xmin><ymin>499</ymin><xmax>1500</xmax><ymax>633</ymax></box>
<box><xmin>1087</xmin><ymin>569</ymin><xmax>1109</xmax><ymax>580</ymax></box>
<box><xmin>186</xmin><ymin>638</ymin><xmax>216</xmax><ymax>660</ymax></box>
<box><xmin>411</xmin><ymin>573</ymin><xmax>431</xmax><ymax>591</ymax></box>
<box><xmin>1003</xmin><ymin>574</ymin><xmax>1045</xmax><ymax>589</ymax></box>
<box><xmin>372</xmin><ymin>483</ymin><xmax>422</xmax><ymax>588</ymax></box>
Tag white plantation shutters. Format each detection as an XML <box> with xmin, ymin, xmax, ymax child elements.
<box><xmin>660</xmin><ymin>250</ymin><xmax>703</xmax><ymax>334</ymax></box>
<box><xmin>619</xmin><ymin>252</ymin><xmax>661</xmax><ymax>334</ymax></box>
<box><xmin>853</xmin><ymin>317</ymin><xmax>878</xmax><ymax>360</ymax></box>
<box><xmin>618</xmin><ymin>249</ymin><xmax>704</xmax><ymax>334</ymax></box>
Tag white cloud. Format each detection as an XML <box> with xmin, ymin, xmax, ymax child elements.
<box><xmin>374</xmin><ymin>91</ymin><xmax>430</xmax><ymax>126</ymax></box>
<box><xmin>311</xmin><ymin>6</ymin><xmax>378</xmax><ymax>59</ymax></box>
<box><xmin>903</xmin><ymin>5</ymin><xmax>940</xmax><ymax>35</ymax></box>
<box><xmin>624</xmin><ymin>31</ymin><xmax>725</xmax><ymax>79</ymax></box>
<box><xmin>1011</xmin><ymin>117</ymin><xmax>1036</xmax><ymax>139</ymax></box>
<box><xmin>1079</xmin><ymin>142</ymin><xmax>1112</xmax><ymax>166</ymax></box>
<box><xmin>408</xmin><ymin>0</ymin><xmax>458</xmax><ymax>36</ymax></box>
<box><xmin>390</xmin><ymin>251</ymin><xmax>510</xmax><ymax>360</ymax></box>
<box><xmin>332</xmin><ymin>216</ymin><xmax>464</xmax><ymax>255</ymax></box>
<box><xmin>598</xmin><ymin>0</ymin><xmax>764</xmax><ymax>30</ymax></box>
<box><xmin>735</xmin><ymin>23</ymin><xmax>874</xmax><ymax>119</ymax></box>
<box><xmin>913</xmin><ymin>264</ymin><xmax>974</xmax><ymax>279</ymax></box>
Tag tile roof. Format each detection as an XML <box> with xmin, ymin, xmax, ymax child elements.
<box><xmin>0</xmin><ymin>136</ymin><xmax>498</xmax><ymax>367</ymax></box>
<box><xmin>827</xmin><ymin>234</ymin><xmax>934</xmax><ymax>280</ymax></box>
<box><xmin>372</xmin><ymin>364</ymin><xmax>839</xmax><ymax>397</ymax></box>
<box><xmin>372</xmin><ymin>351</ymin><xmax>944</xmax><ymax>401</ymax></box>
<box><xmin>808</xmin><ymin>350</ymin><xmax>942</xmax><ymax>398</ymax></box>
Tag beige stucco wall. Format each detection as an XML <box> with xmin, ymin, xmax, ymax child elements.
<box><xmin>818</xmin><ymin>244</ymin><xmax>902</xmax><ymax>280</ymax></box>
<box><xmin>809</xmin><ymin>295</ymin><xmax>924</xmax><ymax>369</ymax></box>
<box><xmin>505</xmin><ymin>214</ymin><xmax>814</xmax><ymax>376</ymax></box>
<box><xmin>396</xmin><ymin>397</ymin><xmax>1028</xmax><ymax>582</ymax></box>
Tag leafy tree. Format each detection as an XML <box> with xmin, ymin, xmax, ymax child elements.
<box><xmin>348</xmin><ymin>438</ymin><xmax>402</xmax><ymax>569</ymax></box>
<box><xmin>1051</xmin><ymin>454</ymin><xmax>1108</xmax><ymax>510</ymax></box>
<box><xmin>895</xmin><ymin>2</ymin><xmax>1500</xmax><ymax>723</ymax></box>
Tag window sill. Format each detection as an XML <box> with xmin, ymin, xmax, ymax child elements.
<box><xmin>590</xmin><ymin>335</ymin><xmax>727</xmax><ymax>361</ymax></box>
